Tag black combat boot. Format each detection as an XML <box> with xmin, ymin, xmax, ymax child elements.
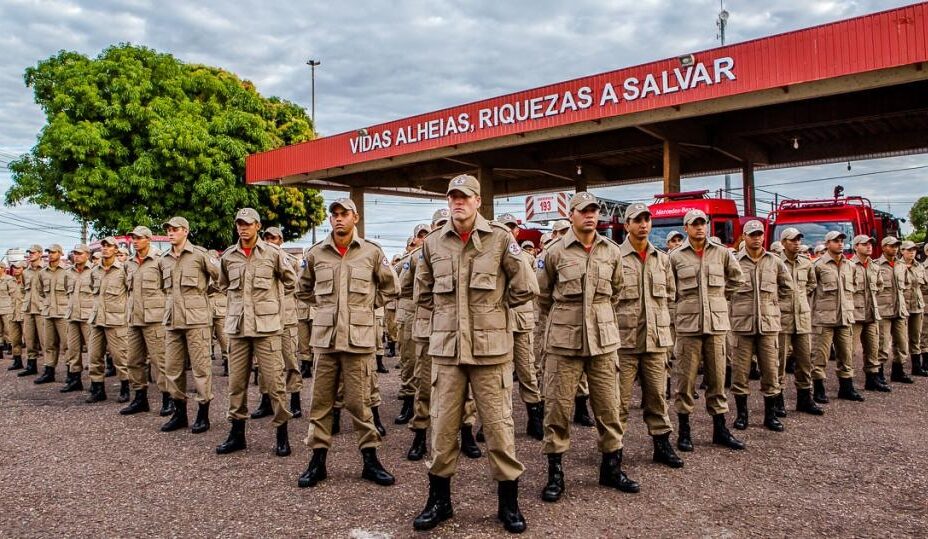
<box><xmin>725</xmin><ymin>365</ymin><xmax>733</xmax><ymax>389</ymax></box>
<box><xmin>375</xmin><ymin>355</ymin><xmax>389</xmax><ymax>374</ymax></box>
<box><xmin>732</xmin><ymin>394</ymin><xmax>749</xmax><ymax>430</ymax></box>
<box><xmin>85</xmin><ymin>381</ymin><xmax>107</xmax><ymax>403</ymax></box>
<box><xmin>17</xmin><ymin>358</ymin><xmax>38</xmax><ymax>377</ymax></box>
<box><xmin>331</xmin><ymin>407</ymin><xmax>341</xmax><ymax>435</ymax></box>
<box><xmin>221</xmin><ymin>357</ymin><xmax>228</xmax><ymax>377</ymax></box>
<box><xmin>394</xmin><ymin>395</ymin><xmax>414</xmax><ymax>424</ymax></box>
<box><xmin>785</xmin><ymin>354</ymin><xmax>796</xmax><ymax>374</ymax></box>
<box><xmin>599</xmin><ymin>449</ymin><xmax>639</xmax><ymax>493</ymax></box>
<box><xmin>749</xmin><ymin>359</ymin><xmax>761</xmax><ymax>380</ymax></box>
<box><xmin>413</xmin><ymin>474</ymin><xmax>453</xmax><ymax>531</ymax></box>
<box><xmin>712</xmin><ymin>413</ymin><xmax>745</xmax><ymax>450</ymax></box>
<box><xmin>276</xmin><ymin>423</ymin><xmax>291</xmax><ymax>457</ymax></box>
<box><xmin>290</xmin><ymin>392</ymin><xmax>302</xmax><ymax>418</ymax></box>
<box><xmin>541</xmin><ymin>453</ymin><xmax>565</xmax><ymax>502</ymax></box>
<box><xmin>372</xmin><ymin>406</ymin><xmax>387</xmax><ymax>437</ymax></box>
<box><xmin>300</xmin><ymin>360</ymin><xmax>312</xmax><ymax>378</ymax></box>
<box><xmin>250</xmin><ymin>393</ymin><xmax>273</xmax><ymax>419</ymax></box>
<box><xmin>7</xmin><ymin>355</ymin><xmax>23</xmax><ymax>371</ymax></box>
<box><xmin>796</xmin><ymin>388</ymin><xmax>825</xmax><ymax>415</ymax></box>
<box><xmin>461</xmin><ymin>425</ymin><xmax>482</xmax><ymax>459</ymax></box>
<box><xmin>360</xmin><ymin>447</ymin><xmax>395</xmax><ymax>486</ymax></box>
<box><xmin>476</xmin><ymin>426</ymin><xmax>485</xmax><ymax>442</ymax></box>
<box><xmin>160</xmin><ymin>399</ymin><xmax>188</xmax><ymax>431</ymax></box>
<box><xmin>572</xmin><ymin>395</ymin><xmax>594</xmax><ymax>427</ymax></box>
<box><xmin>497</xmin><ymin>479</ymin><xmax>527</xmax><ymax>533</ymax></box>
<box><xmin>677</xmin><ymin>413</ymin><xmax>693</xmax><ymax>452</ymax></box>
<box><xmin>191</xmin><ymin>402</ymin><xmax>210</xmax><ymax>433</ymax></box>
<box><xmin>60</xmin><ymin>371</ymin><xmax>83</xmax><ymax>393</ymax></box>
<box><xmin>116</xmin><ymin>380</ymin><xmax>130</xmax><ymax>403</ymax></box>
<box><xmin>119</xmin><ymin>389</ymin><xmax>150</xmax><ymax>415</ymax></box>
<box><xmin>837</xmin><ymin>377</ymin><xmax>865</xmax><ymax>401</ymax></box>
<box><xmin>526</xmin><ymin>402</ymin><xmax>544</xmax><ymax>441</ymax></box>
<box><xmin>813</xmin><ymin>379</ymin><xmax>830</xmax><ymax>404</ymax></box>
<box><xmin>763</xmin><ymin>396</ymin><xmax>785</xmax><ymax>432</ymax></box>
<box><xmin>912</xmin><ymin>354</ymin><xmax>928</xmax><ymax>377</ymax></box>
<box><xmin>298</xmin><ymin>448</ymin><xmax>328</xmax><ymax>488</ymax></box>
<box><xmin>891</xmin><ymin>362</ymin><xmax>914</xmax><ymax>384</ymax></box>
<box><xmin>652</xmin><ymin>433</ymin><xmax>684</xmax><ymax>468</ymax></box>
<box><xmin>865</xmin><ymin>371</ymin><xmax>892</xmax><ymax>392</ymax></box>
<box><xmin>159</xmin><ymin>392</ymin><xmax>174</xmax><ymax>417</ymax></box>
<box><xmin>878</xmin><ymin>365</ymin><xmax>888</xmax><ymax>385</ymax></box>
<box><xmin>216</xmin><ymin>419</ymin><xmax>247</xmax><ymax>454</ymax></box>
<box><xmin>34</xmin><ymin>365</ymin><xmax>55</xmax><ymax>384</ymax></box>
<box><xmin>407</xmin><ymin>428</ymin><xmax>427</xmax><ymax>461</ymax></box>
<box><xmin>774</xmin><ymin>392</ymin><xmax>787</xmax><ymax>418</ymax></box>
<box><xmin>104</xmin><ymin>355</ymin><xmax>116</xmax><ymax>377</ymax></box>
<box><xmin>386</xmin><ymin>340</ymin><xmax>396</xmax><ymax>358</ymax></box>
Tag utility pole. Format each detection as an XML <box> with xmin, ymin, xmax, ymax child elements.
<box><xmin>717</xmin><ymin>1</ymin><xmax>731</xmax><ymax>199</ymax></box>
<box><xmin>307</xmin><ymin>58</ymin><xmax>321</xmax><ymax>244</ymax></box>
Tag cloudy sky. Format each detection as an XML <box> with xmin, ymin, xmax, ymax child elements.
<box><xmin>0</xmin><ymin>0</ymin><xmax>925</xmax><ymax>257</ymax></box>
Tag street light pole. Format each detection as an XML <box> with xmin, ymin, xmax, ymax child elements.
<box><xmin>717</xmin><ymin>2</ymin><xmax>731</xmax><ymax>198</ymax></box>
<box><xmin>306</xmin><ymin>59</ymin><xmax>321</xmax><ymax>125</ymax></box>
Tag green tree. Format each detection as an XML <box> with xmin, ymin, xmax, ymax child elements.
<box><xmin>6</xmin><ymin>44</ymin><xmax>325</xmax><ymax>248</ymax></box>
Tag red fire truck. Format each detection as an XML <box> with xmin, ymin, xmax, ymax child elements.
<box><xmin>647</xmin><ymin>190</ymin><xmax>743</xmax><ymax>249</ymax></box>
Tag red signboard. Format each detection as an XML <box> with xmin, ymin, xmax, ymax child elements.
<box><xmin>246</xmin><ymin>3</ymin><xmax>928</xmax><ymax>184</ymax></box>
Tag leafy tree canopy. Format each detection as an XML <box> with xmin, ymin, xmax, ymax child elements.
<box><xmin>6</xmin><ymin>44</ymin><xmax>324</xmax><ymax>248</ymax></box>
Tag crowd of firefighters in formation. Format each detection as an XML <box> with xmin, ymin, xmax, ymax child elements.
<box><xmin>2</xmin><ymin>172</ymin><xmax>928</xmax><ymax>534</ymax></box>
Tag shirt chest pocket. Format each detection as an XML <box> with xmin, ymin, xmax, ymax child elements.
<box><xmin>314</xmin><ymin>266</ymin><xmax>335</xmax><ymax>296</ymax></box>
<box><xmin>759</xmin><ymin>269</ymin><xmax>778</xmax><ymax>294</ymax></box>
<box><xmin>181</xmin><ymin>271</ymin><xmax>200</xmax><ymax>289</ymax></box>
<box><xmin>470</xmin><ymin>256</ymin><xmax>499</xmax><ymax>291</ymax></box>
<box><xmin>227</xmin><ymin>265</ymin><xmax>243</xmax><ymax>291</ymax></box>
<box><xmin>349</xmin><ymin>266</ymin><xmax>373</xmax><ymax>294</ymax></box>
<box><xmin>619</xmin><ymin>266</ymin><xmax>639</xmax><ymax>300</ymax></box>
<box><xmin>432</xmin><ymin>256</ymin><xmax>454</xmax><ymax>294</ymax></box>
<box><xmin>253</xmin><ymin>264</ymin><xmax>274</xmax><ymax>290</ymax></box>
<box><xmin>142</xmin><ymin>269</ymin><xmax>160</xmax><ymax>290</ymax></box>
<box><xmin>594</xmin><ymin>263</ymin><xmax>613</xmax><ymax>295</ymax></box>
<box><xmin>650</xmin><ymin>267</ymin><xmax>668</xmax><ymax>298</ymax></box>
<box><xmin>556</xmin><ymin>262</ymin><xmax>584</xmax><ymax>297</ymax></box>
<box><xmin>162</xmin><ymin>267</ymin><xmax>173</xmax><ymax>289</ymax></box>
<box><xmin>820</xmin><ymin>273</ymin><xmax>838</xmax><ymax>292</ymax></box>
<box><xmin>677</xmin><ymin>265</ymin><xmax>698</xmax><ymax>291</ymax></box>
<box><xmin>708</xmin><ymin>264</ymin><xmax>726</xmax><ymax>288</ymax></box>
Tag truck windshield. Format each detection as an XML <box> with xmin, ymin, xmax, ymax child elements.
<box><xmin>649</xmin><ymin>218</ymin><xmax>685</xmax><ymax>250</ymax></box>
<box><xmin>773</xmin><ymin>221</ymin><xmax>855</xmax><ymax>253</ymax></box>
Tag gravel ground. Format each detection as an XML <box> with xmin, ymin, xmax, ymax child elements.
<box><xmin>1</xmin><ymin>351</ymin><xmax>927</xmax><ymax>538</ymax></box>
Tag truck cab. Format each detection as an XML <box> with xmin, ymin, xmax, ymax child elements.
<box><xmin>647</xmin><ymin>190</ymin><xmax>742</xmax><ymax>249</ymax></box>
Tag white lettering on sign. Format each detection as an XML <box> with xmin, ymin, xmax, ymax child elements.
<box><xmin>348</xmin><ymin>58</ymin><xmax>737</xmax><ymax>155</ymax></box>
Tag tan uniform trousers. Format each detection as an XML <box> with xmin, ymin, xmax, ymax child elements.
<box><xmin>731</xmin><ymin>334</ymin><xmax>780</xmax><ymax>397</ymax></box>
<box><xmin>281</xmin><ymin>325</ymin><xmax>302</xmax><ymax>394</ymax></box>
<box><xmin>908</xmin><ymin>313</ymin><xmax>923</xmax><ymax>356</ymax></box>
<box><xmin>431</xmin><ymin>362</ymin><xmax>523</xmax><ymax>481</ymax></box>
<box><xmin>65</xmin><ymin>321</ymin><xmax>89</xmax><ymax>374</ymax></box>
<box><xmin>23</xmin><ymin>313</ymin><xmax>43</xmax><ymax>361</ymax></box>
<box><xmin>228</xmin><ymin>335</ymin><xmax>291</xmax><ymax>427</ymax></box>
<box><xmin>532</xmin><ymin>311</ymin><xmax>589</xmax><ymax>398</ymax></box>
<box><xmin>618</xmin><ymin>351</ymin><xmax>672</xmax><ymax>437</ymax></box>
<box><xmin>878</xmin><ymin>317</ymin><xmax>909</xmax><ymax>365</ymax></box>
<box><xmin>674</xmin><ymin>334</ymin><xmax>729</xmax><ymax>416</ymax></box>
<box><xmin>0</xmin><ymin>314</ymin><xmax>9</xmax><ymax>348</ymax></box>
<box><xmin>512</xmin><ymin>330</ymin><xmax>541</xmax><ymax>404</ymax></box>
<box><xmin>543</xmin><ymin>352</ymin><xmax>624</xmax><ymax>455</ymax></box>
<box><xmin>43</xmin><ymin>318</ymin><xmax>69</xmax><ymax>368</ymax></box>
<box><xmin>2</xmin><ymin>315</ymin><xmax>22</xmax><ymax>356</ymax></box>
<box><xmin>334</xmin><ymin>354</ymin><xmax>381</xmax><ymax>409</ymax></box>
<box><xmin>779</xmin><ymin>332</ymin><xmax>813</xmax><ymax>390</ymax></box>
<box><xmin>297</xmin><ymin>320</ymin><xmax>312</xmax><ymax>362</ymax></box>
<box><xmin>410</xmin><ymin>341</ymin><xmax>477</xmax><ymax>431</ymax></box>
<box><xmin>397</xmin><ymin>320</ymin><xmax>416</xmax><ymax>398</ymax></box>
<box><xmin>127</xmin><ymin>324</ymin><xmax>166</xmax><ymax>392</ymax></box>
<box><xmin>164</xmin><ymin>327</ymin><xmax>213</xmax><ymax>403</ymax></box>
<box><xmin>811</xmin><ymin>326</ymin><xmax>854</xmax><ymax>380</ymax></box>
<box><xmin>211</xmin><ymin>316</ymin><xmax>228</xmax><ymax>361</ymax></box>
<box><xmin>921</xmin><ymin>313</ymin><xmax>928</xmax><ymax>356</ymax></box>
<box><xmin>88</xmin><ymin>325</ymin><xmax>127</xmax><ymax>383</ymax></box>
<box><xmin>306</xmin><ymin>352</ymin><xmax>381</xmax><ymax>451</ymax></box>
<box><xmin>852</xmin><ymin>322</ymin><xmax>881</xmax><ymax>374</ymax></box>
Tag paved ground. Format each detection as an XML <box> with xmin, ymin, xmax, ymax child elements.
<box><xmin>1</xmin><ymin>352</ymin><xmax>927</xmax><ymax>538</ymax></box>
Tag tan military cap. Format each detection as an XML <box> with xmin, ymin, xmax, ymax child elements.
<box><xmin>413</xmin><ymin>224</ymin><xmax>430</xmax><ymax>237</ymax></box>
<box><xmin>823</xmin><ymin>230</ymin><xmax>846</xmax><ymax>242</ymax></box>
<box><xmin>328</xmin><ymin>198</ymin><xmax>357</xmax><ymax>214</ymax></box>
<box><xmin>263</xmin><ymin>226</ymin><xmax>283</xmax><ymax>239</ymax></box>
<box><xmin>447</xmin><ymin>174</ymin><xmax>480</xmax><ymax>197</ymax></box>
<box><xmin>900</xmin><ymin>240</ymin><xmax>916</xmax><ymax>250</ymax></box>
<box><xmin>92</xmin><ymin>252</ymin><xmax>102</xmax><ymax>260</ymax></box>
<box><xmin>743</xmin><ymin>220</ymin><xmax>765</xmax><ymax>235</ymax></box>
<box><xmin>26</xmin><ymin>244</ymin><xmax>43</xmax><ymax>253</ymax></box>
<box><xmin>569</xmin><ymin>192</ymin><xmax>599</xmax><ymax>212</ymax></box>
<box><xmin>666</xmin><ymin>230</ymin><xmax>684</xmax><ymax>242</ymax></box>
<box><xmin>45</xmin><ymin>244</ymin><xmax>64</xmax><ymax>253</ymax></box>
<box><xmin>769</xmin><ymin>241</ymin><xmax>783</xmax><ymax>253</ymax></box>
<box><xmin>163</xmin><ymin>216</ymin><xmax>190</xmax><ymax>229</ymax></box>
<box><xmin>540</xmin><ymin>232</ymin><xmax>553</xmax><ymax>245</ymax></box>
<box><xmin>623</xmin><ymin>202</ymin><xmax>650</xmax><ymax>221</ymax></box>
<box><xmin>520</xmin><ymin>240</ymin><xmax>534</xmax><ymax>249</ymax></box>
<box><xmin>432</xmin><ymin>208</ymin><xmax>450</xmax><ymax>225</ymax></box>
<box><xmin>117</xmin><ymin>246</ymin><xmax>130</xmax><ymax>255</ymax></box>
<box><xmin>235</xmin><ymin>208</ymin><xmax>261</xmax><ymax>224</ymax></box>
<box><xmin>497</xmin><ymin>213</ymin><xmax>519</xmax><ymax>227</ymax></box>
<box><xmin>552</xmin><ymin>220</ymin><xmax>570</xmax><ymax>232</ymax></box>
<box><xmin>779</xmin><ymin>227</ymin><xmax>803</xmax><ymax>241</ymax></box>
<box><xmin>852</xmin><ymin>234</ymin><xmax>874</xmax><ymax>246</ymax></box>
<box><xmin>881</xmin><ymin>235</ymin><xmax>901</xmax><ymax>247</ymax></box>
<box><xmin>100</xmin><ymin>236</ymin><xmax>118</xmax><ymax>246</ymax></box>
<box><xmin>683</xmin><ymin>209</ymin><xmax>708</xmax><ymax>226</ymax></box>
<box><xmin>72</xmin><ymin>244</ymin><xmax>90</xmax><ymax>254</ymax></box>
<box><xmin>813</xmin><ymin>244</ymin><xmax>826</xmax><ymax>254</ymax></box>
<box><xmin>129</xmin><ymin>225</ymin><xmax>153</xmax><ymax>238</ymax></box>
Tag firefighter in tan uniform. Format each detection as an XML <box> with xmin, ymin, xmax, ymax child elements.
<box><xmin>670</xmin><ymin>209</ymin><xmax>745</xmax><ymax>453</ymax></box>
<box><xmin>34</xmin><ymin>244</ymin><xmax>70</xmax><ymax>384</ymax></box>
<box><xmin>810</xmin><ymin>231</ymin><xmax>864</xmax><ymax>402</ymax></box>
<box><xmin>85</xmin><ymin>237</ymin><xmax>130</xmax><ymax>403</ymax></box>
<box><xmin>296</xmin><ymin>255</ymin><xmax>314</xmax><ymax>378</ymax></box>
<box><xmin>614</xmin><ymin>203</ymin><xmax>682</xmax><ymax>468</ymax></box>
<box><xmin>297</xmin><ymin>198</ymin><xmax>397</xmax><ymax>489</ymax></box>
<box><xmin>729</xmin><ymin>220</ymin><xmax>793</xmax><ymax>432</ymax></box>
<box><xmin>874</xmin><ymin>236</ymin><xmax>913</xmax><ymax>384</ymax></box>
<box><xmin>120</xmin><ymin>226</ymin><xmax>167</xmax><ymax>415</ymax></box>
<box><xmin>159</xmin><ymin>216</ymin><xmax>218</xmax><ymax>433</ymax></box>
<box><xmin>1</xmin><ymin>262</ymin><xmax>23</xmax><ymax>370</ymax></box>
<box><xmin>18</xmin><ymin>244</ymin><xmax>45</xmax><ymax>378</ymax></box>
<box><xmin>61</xmin><ymin>245</ymin><xmax>93</xmax><ymax>393</ymax></box>
<box><xmin>920</xmin><ymin>244</ymin><xmax>928</xmax><ymax>374</ymax></box>
<box><xmin>901</xmin><ymin>241</ymin><xmax>926</xmax><ymax>377</ymax></box>
<box><xmin>778</xmin><ymin>228</ymin><xmax>825</xmax><ymax>412</ymax></box>
<box><xmin>215</xmin><ymin>209</ymin><xmax>296</xmax><ymax>457</ymax></box>
<box><xmin>848</xmin><ymin>235</ymin><xmax>889</xmax><ymax>392</ymax></box>
<box><xmin>207</xmin><ymin>250</ymin><xmax>229</xmax><ymax>377</ymax></box>
<box><xmin>412</xmin><ymin>175</ymin><xmax>531</xmax><ymax>534</ymax></box>
<box><xmin>406</xmin><ymin>208</ymin><xmax>482</xmax><ymax>462</ymax></box>
<box><xmin>394</xmin><ymin>225</ymin><xmax>429</xmax><ymax>424</ymax></box>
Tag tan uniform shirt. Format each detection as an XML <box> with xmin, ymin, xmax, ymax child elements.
<box><xmin>40</xmin><ymin>264</ymin><xmax>71</xmax><ymax>318</ymax></box>
<box><xmin>670</xmin><ymin>239</ymin><xmax>744</xmax><ymax>336</ymax></box>
<box><xmin>416</xmin><ymin>214</ymin><xmax>533</xmax><ymax>365</ymax></box>
<box><xmin>874</xmin><ymin>256</ymin><xmax>908</xmax><ymax>319</ymax></box>
<box><xmin>396</xmin><ymin>249</ymin><xmax>418</xmax><ymax>325</ymax></box>
<box><xmin>848</xmin><ymin>256</ymin><xmax>882</xmax><ymax>324</ymax></box>
<box><xmin>730</xmin><ymin>249</ymin><xmax>793</xmax><ymax>335</ymax></box>
<box><xmin>89</xmin><ymin>261</ymin><xmax>129</xmax><ymax>328</ymax></box>
<box><xmin>0</xmin><ymin>274</ymin><xmax>21</xmax><ymax>316</ymax></box>
<box><xmin>127</xmin><ymin>250</ymin><xmax>166</xmax><ymax>326</ymax></box>
<box><xmin>280</xmin><ymin>252</ymin><xmax>300</xmax><ymax>327</ymax></box>
<box><xmin>903</xmin><ymin>261</ymin><xmax>925</xmax><ymax>314</ymax></box>
<box><xmin>779</xmin><ymin>252</ymin><xmax>816</xmax><ymax>334</ymax></box>
<box><xmin>509</xmin><ymin>250</ymin><xmax>539</xmax><ymax>334</ymax></box>
<box><xmin>810</xmin><ymin>255</ymin><xmax>856</xmax><ymax>327</ymax></box>
<box><xmin>159</xmin><ymin>241</ymin><xmax>218</xmax><ymax>329</ymax></box>
<box><xmin>13</xmin><ymin>277</ymin><xmax>25</xmax><ymax>321</ymax></box>
<box><xmin>66</xmin><ymin>264</ymin><xmax>95</xmax><ymax>322</ymax></box>
<box><xmin>614</xmin><ymin>239</ymin><xmax>674</xmax><ymax>352</ymax></box>
<box><xmin>220</xmin><ymin>239</ymin><xmax>296</xmax><ymax>338</ymax></box>
<box><xmin>536</xmin><ymin>229</ymin><xmax>621</xmax><ymax>357</ymax></box>
<box><xmin>298</xmin><ymin>231</ymin><xmax>396</xmax><ymax>353</ymax></box>
<box><xmin>22</xmin><ymin>264</ymin><xmax>44</xmax><ymax>315</ymax></box>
